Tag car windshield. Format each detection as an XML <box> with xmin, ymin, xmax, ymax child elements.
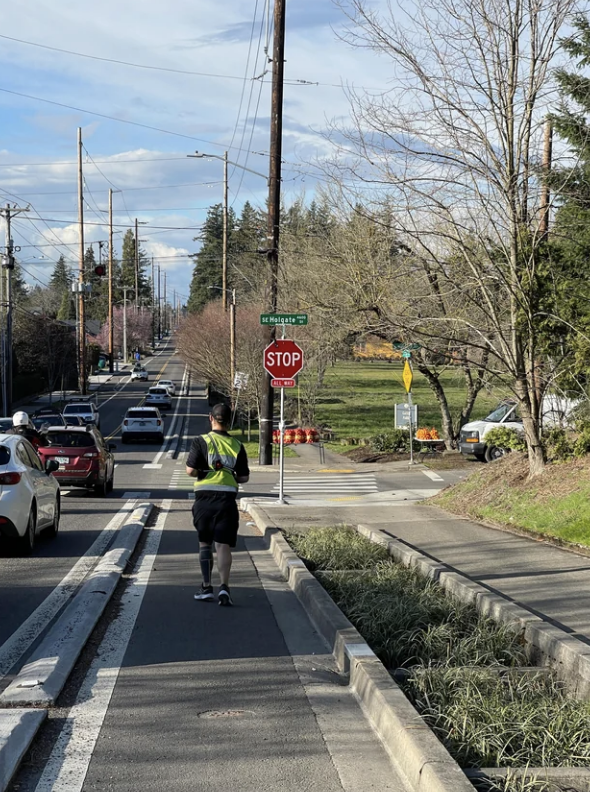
<box><xmin>45</xmin><ymin>431</ymin><xmax>96</xmax><ymax>448</ymax></box>
<box><xmin>64</xmin><ymin>405</ymin><xmax>91</xmax><ymax>414</ymax></box>
<box><xmin>484</xmin><ymin>403</ymin><xmax>517</xmax><ymax>423</ymax></box>
<box><xmin>32</xmin><ymin>415</ymin><xmax>62</xmax><ymax>429</ymax></box>
<box><xmin>0</xmin><ymin>419</ymin><xmax>13</xmax><ymax>433</ymax></box>
<box><xmin>0</xmin><ymin>446</ymin><xmax>10</xmax><ymax>465</ymax></box>
<box><xmin>128</xmin><ymin>410</ymin><xmax>159</xmax><ymax>419</ymax></box>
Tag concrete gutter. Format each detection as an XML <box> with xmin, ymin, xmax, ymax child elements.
<box><xmin>0</xmin><ymin>710</ymin><xmax>46</xmax><ymax>792</ymax></box>
<box><xmin>1</xmin><ymin>503</ymin><xmax>153</xmax><ymax>708</ymax></box>
<box><xmin>356</xmin><ymin>524</ymin><xmax>590</xmax><ymax>700</ymax></box>
<box><xmin>246</xmin><ymin>504</ymin><xmax>475</xmax><ymax>792</ymax></box>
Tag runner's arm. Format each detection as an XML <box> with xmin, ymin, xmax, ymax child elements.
<box><xmin>235</xmin><ymin>445</ymin><xmax>249</xmax><ymax>484</ymax></box>
<box><xmin>186</xmin><ymin>437</ymin><xmax>208</xmax><ymax>478</ymax></box>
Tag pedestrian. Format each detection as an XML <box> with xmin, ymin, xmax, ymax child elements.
<box><xmin>9</xmin><ymin>411</ymin><xmax>46</xmax><ymax>449</ymax></box>
<box><xmin>186</xmin><ymin>403</ymin><xmax>249</xmax><ymax>606</ymax></box>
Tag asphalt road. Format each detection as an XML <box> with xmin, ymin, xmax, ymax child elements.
<box><xmin>1</xmin><ymin>343</ymin><xmax>470</xmax><ymax>791</ymax></box>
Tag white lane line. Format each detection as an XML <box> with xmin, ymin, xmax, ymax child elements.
<box><xmin>0</xmin><ymin>501</ymin><xmax>137</xmax><ymax>682</ymax></box>
<box><xmin>143</xmin><ymin>366</ymin><xmax>187</xmax><ymax>469</ymax></box>
<box><xmin>422</xmin><ymin>470</ymin><xmax>444</xmax><ymax>482</ymax></box>
<box><xmin>33</xmin><ymin>501</ymin><xmax>172</xmax><ymax>792</ymax></box>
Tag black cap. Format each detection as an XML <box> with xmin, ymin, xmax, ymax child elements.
<box><xmin>210</xmin><ymin>403</ymin><xmax>231</xmax><ymax>426</ymax></box>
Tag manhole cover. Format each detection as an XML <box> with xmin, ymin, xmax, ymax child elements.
<box><xmin>197</xmin><ymin>710</ymin><xmax>252</xmax><ymax>718</ymax></box>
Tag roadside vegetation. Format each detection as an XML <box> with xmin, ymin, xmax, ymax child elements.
<box><xmin>433</xmin><ymin>454</ymin><xmax>590</xmax><ymax>548</ymax></box>
<box><xmin>287</xmin><ymin>526</ymin><xmax>590</xmax><ymax>781</ymax></box>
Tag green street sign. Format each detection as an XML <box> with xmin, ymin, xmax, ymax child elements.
<box><xmin>393</xmin><ymin>341</ymin><xmax>421</xmax><ymax>350</ymax></box>
<box><xmin>260</xmin><ymin>313</ymin><xmax>308</xmax><ymax>326</ymax></box>
<box><xmin>401</xmin><ymin>350</ymin><xmax>412</xmax><ymax>358</ymax></box>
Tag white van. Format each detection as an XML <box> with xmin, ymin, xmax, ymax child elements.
<box><xmin>460</xmin><ymin>396</ymin><xmax>580</xmax><ymax>462</ymax></box>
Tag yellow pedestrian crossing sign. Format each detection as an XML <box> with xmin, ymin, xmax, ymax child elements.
<box><xmin>402</xmin><ymin>360</ymin><xmax>413</xmax><ymax>393</ymax></box>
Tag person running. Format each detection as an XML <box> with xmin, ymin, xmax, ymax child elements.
<box><xmin>9</xmin><ymin>411</ymin><xmax>46</xmax><ymax>449</ymax></box>
<box><xmin>186</xmin><ymin>403</ymin><xmax>249</xmax><ymax>606</ymax></box>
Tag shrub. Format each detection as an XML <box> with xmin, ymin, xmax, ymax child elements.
<box><xmin>542</xmin><ymin>426</ymin><xmax>573</xmax><ymax>462</ymax></box>
<box><xmin>484</xmin><ymin>426</ymin><xmax>526</xmax><ymax>453</ymax></box>
<box><xmin>371</xmin><ymin>429</ymin><xmax>417</xmax><ymax>453</ymax></box>
<box><xmin>573</xmin><ymin>419</ymin><xmax>590</xmax><ymax>458</ymax></box>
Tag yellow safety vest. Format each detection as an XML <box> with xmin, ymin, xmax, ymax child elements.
<box><xmin>193</xmin><ymin>432</ymin><xmax>242</xmax><ymax>493</ymax></box>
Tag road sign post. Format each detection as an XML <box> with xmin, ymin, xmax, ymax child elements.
<box><xmin>402</xmin><ymin>359</ymin><xmax>415</xmax><ymax>466</ymax></box>
<box><xmin>263</xmin><ymin>336</ymin><xmax>305</xmax><ymax>504</ymax></box>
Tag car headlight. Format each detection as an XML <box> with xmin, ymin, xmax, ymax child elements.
<box><xmin>462</xmin><ymin>430</ymin><xmax>480</xmax><ymax>442</ymax></box>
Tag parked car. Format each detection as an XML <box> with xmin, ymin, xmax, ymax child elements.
<box><xmin>37</xmin><ymin>426</ymin><xmax>115</xmax><ymax>496</ymax></box>
<box><xmin>0</xmin><ymin>418</ymin><xmax>13</xmax><ymax>433</ymax></box>
<box><xmin>64</xmin><ymin>415</ymin><xmax>86</xmax><ymax>427</ymax></box>
<box><xmin>158</xmin><ymin>379</ymin><xmax>176</xmax><ymax>396</ymax></box>
<box><xmin>121</xmin><ymin>407</ymin><xmax>165</xmax><ymax>444</ymax></box>
<box><xmin>31</xmin><ymin>408</ymin><xmax>67</xmax><ymax>431</ymax></box>
<box><xmin>131</xmin><ymin>366</ymin><xmax>149</xmax><ymax>382</ymax></box>
<box><xmin>0</xmin><ymin>434</ymin><xmax>60</xmax><ymax>554</ymax></box>
<box><xmin>145</xmin><ymin>386</ymin><xmax>172</xmax><ymax>411</ymax></box>
<box><xmin>62</xmin><ymin>402</ymin><xmax>101</xmax><ymax>429</ymax></box>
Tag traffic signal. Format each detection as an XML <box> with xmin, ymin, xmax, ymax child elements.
<box><xmin>94</xmin><ymin>264</ymin><xmax>106</xmax><ymax>277</ymax></box>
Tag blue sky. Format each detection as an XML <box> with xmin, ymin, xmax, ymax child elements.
<box><xmin>0</xmin><ymin>0</ymin><xmax>388</xmax><ymax>304</ymax></box>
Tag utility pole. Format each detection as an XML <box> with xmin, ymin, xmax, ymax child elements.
<box><xmin>134</xmin><ymin>218</ymin><xmax>139</xmax><ymax>309</ymax></box>
<box><xmin>1</xmin><ymin>203</ymin><xmax>29</xmax><ymax>416</ymax></box>
<box><xmin>222</xmin><ymin>150</ymin><xmax>228</xmax><ymax>312</ymax></box>
<box><xmin>163</xmin><ymin>271</ymin><xmax>167</xmax><ymax>335</ymax></box>
<box><xmin>151</xmin><ymin>256</ymin><xmax>155</xmax><ymax>348</ymax></box>
<box><xmin>108</xmin><ymin>189</ymin><xmax>114</xmax><ymax>373</ymax></box>
<box><xmin>230</xmin><ymin>288</ymin><xmax>236</xmax><ymax>399</ymax></box>
<box><xmin>122</xmin><ymin>286</ymin><xmax>132</xmax><ymax>364</ymax></box>
<box><xmin>77</xmin><ymin>127</ymin><xmax>87</xmax><ymax>395</ymax></box>
<box><xmin>157</xmin><ymin>265</ymin><xmax>161</xmax><ymax>340</ymax></box>
<box><xmin>259</xmin><ymin>0</ymin><xmax>287</xmax><ymax>465</ymax></box>
<box><xmin>539</xmin><ymin>119</ymin><xmax>553</xmax><ymax>240</ymax></box>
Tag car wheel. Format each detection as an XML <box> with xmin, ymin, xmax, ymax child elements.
<box><xmin>121</xmin><ymin>434</ymin><xmax>128</xmax><ymax>444</ymax></box>
<box><xmin>484</xmin><ymin>445</ymin><xmax>506</xmax><ymax>463</ymax></box>
<box><xmin>106</xmin><ymin>473</ymin><xmax>114</xmax><ymax>493</ymax></box>
<box><xmin>19</xmin><ymin>506</ymin><xmax>37</xmax><ymax>556</ymax></box>
<box><xmin>158</xmin><ymin>433</ymin><xmax>164</xmax><ymax>444</ymax></box>
<box><xmin>95</xmin><ymin>477</ymin><xmax>108</xmax><ymax>497</ymax></box>
<box><xmin>46</xmin><ymin>496</ymin><xmax>60</xmax><ymax>539</ymax></box>
<box><xmin>473</xmin><ymin>452</ymin><xmax>486</xmax><ymax>462</ymax></box>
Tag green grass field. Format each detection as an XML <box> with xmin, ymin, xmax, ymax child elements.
<box><xmin>305</xmin><ymin>361</ymin><xmax>501</xmax><ymax>445</ymax></box>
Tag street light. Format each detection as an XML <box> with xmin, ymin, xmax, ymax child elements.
<box><xmin>188</xmin><ymin>151</ymin><xmax>268</xmax><ymax>312</ymax></box>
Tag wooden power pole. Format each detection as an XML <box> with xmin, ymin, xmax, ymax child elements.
<box><xmin>259</xmin><ymin>0</ymin><xmax>287</xmax><ymax>465</ymax></box>
<box><xmin>134</xmin><ymin>217</ymin><xmax>139</xmax><ymax>309</ymax></box>
<box><xmin>108</xmin><ymin>188</ymin><xmax>114</xmax><ymax>372</ymax></box>
<box><xmin>77</xmin><ymin>127</ymin><xmax>87</xmax><ymax>395</ymax></box>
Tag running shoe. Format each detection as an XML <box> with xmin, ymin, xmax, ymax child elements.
<box><xmin>218</xmin><ymin>584</ymin><xmax>233</xmax><ymax>607</ymax></box>
<box><xmin>194</xmin><ymin>584</ymin><xmax>214</xmax><ymax>601</ymax></box>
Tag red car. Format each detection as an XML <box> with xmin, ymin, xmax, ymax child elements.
<box><xmin>37</xmin><ymin>426</ymin><xmax>116</xmax><ymax>496</ymax></box>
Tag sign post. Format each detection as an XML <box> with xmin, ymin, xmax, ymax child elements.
<box><xmin>263</xmin><ymin>335</ymin><xmax>304</xmax><ymax>504</ymax></box>
<box><xmin>402</xmin><ymin>358</ymin><xmax>415</xmax><ymax>466</ymax></box>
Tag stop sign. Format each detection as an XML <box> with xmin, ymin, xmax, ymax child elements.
<box><xmin>264</xmin><ymin>339</ymin><xmax>304</xmax><ymax>379</ymax></box>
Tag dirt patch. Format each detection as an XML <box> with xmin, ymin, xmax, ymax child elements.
<box><xmin>342</xmin><ymin>446</ymin><xmax>476</xmax><ymax>469</ymax></box>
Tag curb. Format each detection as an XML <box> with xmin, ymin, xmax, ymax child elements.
<box><xmin>357</xmin><ymin>524</ymin><xmax>590</xmax><ymax>700</ymax></box>
<box><xmin>1</xmin><ymin>503</ymin><xmax>153</xmax><ymax>707</ymax></box>
<box><xmin>246</xmin><ymin>504</ymin><xmax>474</xmax><ymax>792</ymax></box>
<box><xmin>0</xmin><ymin>710</ymin><xmax>46</xmax><ymax>792</ymax></box>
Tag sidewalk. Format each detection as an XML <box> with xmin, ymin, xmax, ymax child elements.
<box><xmin>246</xmin><ymin>495</ymin><xmax>590</xmax><ymax>643</ymax></box>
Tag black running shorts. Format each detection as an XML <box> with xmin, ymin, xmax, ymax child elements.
<box><xmin>192</xmin><ymin>495</ymin><xmax>239</xmax><ymax>547</ymax></box>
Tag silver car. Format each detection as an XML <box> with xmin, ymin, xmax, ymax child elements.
<box><xmin>145</xmin><ymin>386</ymin><xmax>172</xmax><ymax>411</ymax></box>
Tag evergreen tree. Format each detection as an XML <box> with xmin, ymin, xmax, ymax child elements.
<box><xmin>120</xmin><ymin>229</ymin><xmax>151</xmax><ymax>306</ymax></box>
<box><xmin>232</xmin><ymin>201</ymin><xmax>267</xmax><ymax>300</ymax></box>
<box><xmin>187</xmin><ymin>204</ymin><xmax>234</xmax><ymax>313</ymax></box>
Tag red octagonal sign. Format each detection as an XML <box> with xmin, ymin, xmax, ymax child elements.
<box><xmin>264</xmin><ymin>339</ymin><xmax>304</xmax><ymax>380</ymax></box>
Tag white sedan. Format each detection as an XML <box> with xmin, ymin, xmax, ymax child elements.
<box><xmin>0</xmin><ymin>434</ymin><xmax>60</xmax><ymax>555</ymax></box>
<box><xmin>158</xmin><ymin>379</ymin><xmax>176</xmax><ymax>396</ymax></box>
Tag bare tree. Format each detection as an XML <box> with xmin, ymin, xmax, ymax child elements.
<box><xmin>328</xmin><ymin>0</ymin><xmax>578</xmax><ymax>474</ymax></box>
<box><xmin>176</xmin><ymin>301</ymin><xmax>267</xmax><ymax>419</ymax></box>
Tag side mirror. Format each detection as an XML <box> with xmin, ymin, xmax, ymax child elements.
<box><xmin>109</xmin><ymin>444</ymin><xmax>117</xmax><ymax>451</ymax></box>
<box><xmin>46</xmin><ymin>460</ymin><xmax>60</xmax><ymax>474</ymax></box>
